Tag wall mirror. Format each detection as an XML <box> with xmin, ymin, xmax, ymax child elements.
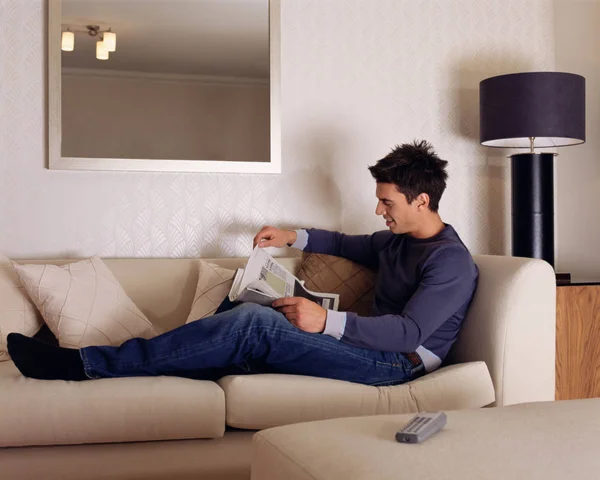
<box><xmin>48</xmin><ymin>0</ymin><xmax>281</xmax><ymax>173</ymax></box>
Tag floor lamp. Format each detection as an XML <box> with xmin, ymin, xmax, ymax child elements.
<box><xmin>479</xmin><ymin>72</ymin><xmax>586</xmax><ymax>269</ymax></box>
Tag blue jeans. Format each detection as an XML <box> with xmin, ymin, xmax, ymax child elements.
<box><xmin>80</xmin><ymin>303</ymin><xmax>425</xmax><ymax>386</ymax></box>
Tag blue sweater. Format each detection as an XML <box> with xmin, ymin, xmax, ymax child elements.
<box><xmin>296</xmin><ymin>225</ymin><xmax>478</xmax><ymax>371</ymax></box>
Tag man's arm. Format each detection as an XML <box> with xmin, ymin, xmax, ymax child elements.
<box><xmin>253</xmin><ymin>225</ymin><xmax>393</xmax><ymax>270</ymax></box>
<box><xmin>299</xmin><ymin>228</ymin><xmax>393</xmax><ymax>270</ymax></box>
<box><xmin>324</xmin><ymin>248</ymin><xmax>478</xmax><ymax>352</ymax></box>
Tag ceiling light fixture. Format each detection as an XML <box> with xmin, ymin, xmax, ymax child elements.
<box><xmin>61</xmin><ymin>29</ymin><xmax>74</xmax><ymax>51</ymax></box>
<box><xmin>103</xmin><ymin>30</ymin><xmax>116</xmax><ymax>52</ymax></box>
<box><xmin>60</xmin><ymin>24</ymin><xmax>117</xmax><ymax>60</ymax></box>
<box><xmin>96</xmin><ymin>40</ymin><xmax>109</xmax><ymax>60</ymax></box>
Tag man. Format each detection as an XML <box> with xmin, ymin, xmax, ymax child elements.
<box><xmin>8</xmin><ymin>140</ymin><xmax>478</xmax><ymax>385</ymax></box>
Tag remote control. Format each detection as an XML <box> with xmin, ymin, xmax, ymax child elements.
<box><xmin>395</xmin><ymin>411</ymin><xmax>446</xmax><ymax>444</ymax></box>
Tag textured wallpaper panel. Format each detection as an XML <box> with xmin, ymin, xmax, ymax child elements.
<box><xmin>0</xmin><ymin>0</ymin><xmax>554</xmax><ymax>258</ymax></box>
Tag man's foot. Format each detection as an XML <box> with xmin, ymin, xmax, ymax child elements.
<box><xmin>7</xmin><ymin>333</ymin><xmax>88</xmax><ymax>381</ymax></box>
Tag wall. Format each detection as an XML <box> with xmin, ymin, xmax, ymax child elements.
<box><xmin>0</xmin><ymin>0</ymin><xmax>554</xmax><ymax>259</ymax></box>
<box><xmin>554</xmin><ymin>0</ymin><xmax>600</xmax><ymax>278</ymax></box>
<box><xmin>61</xmin><ymin>72</ymin><xmax>270</xmax><ymax>162</ymax></box>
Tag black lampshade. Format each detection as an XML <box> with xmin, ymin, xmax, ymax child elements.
<box><xmin>480</xmin><ymin>72</ymin><xmax>585</xmax><ymax>148</ymax></box>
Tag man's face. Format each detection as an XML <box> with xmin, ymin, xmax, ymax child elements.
<box><xmin>374</xmin><ymin>183</ymin><xmax>418</xmax><ymax>234</ymax></box>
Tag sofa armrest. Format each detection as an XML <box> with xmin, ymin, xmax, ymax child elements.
<box><xmin>447</xmin><ymin>255</ymin><xmax>556</xmax><ymax>406</ymax></box>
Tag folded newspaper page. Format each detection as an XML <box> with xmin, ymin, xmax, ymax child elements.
<box><xmin>229</xmin><ymin>246</ymin><xmax>340</xmax><ymax>310</ymax></box>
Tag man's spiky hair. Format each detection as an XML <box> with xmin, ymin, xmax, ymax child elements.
<box><xmin>368</xmin><ymin>140</ymin><xmax>448</xmax><ymax>212</ymax></box>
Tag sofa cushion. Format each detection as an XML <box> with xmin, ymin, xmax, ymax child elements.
<box><xmin>13</xmin><ymin>257</ymin><xmax>157</xmax><ymax>348</ymax></box>
<box><xmin>0</xmin><ymin>360</ymin><xmax>226</xmax><ymax>447</ymax></box>
<box><xmin>0</xmin><ymin>255</ymin><xmax>44</xmax><ymax>361</ymax></box>
<box><xmin>186</xmin><ymin>261</ymin><xmax>236</xmax><ymax>323</ymax></box>
<box><xmin>296</xmin><ymin>254</ymin><xmax>376</xmax><ymax>316</ymax></box>
<box><xmin>218</xmin><ymin>361</ymin><xmax>494</xmax><ymax>429</ymax></box>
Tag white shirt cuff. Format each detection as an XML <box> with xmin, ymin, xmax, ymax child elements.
<box><xmin>415</xmin><ymin>345</ymin><xmax>443</xmax><ymax>373</ymax></box>
<box><xmin>323</xmin><ymin>310</ymin><xmax>347</xmax><ymax>340</ymax></box>
<box><xmin>290</xmin><ymin>229</ymin><xmax>309</xmax><ymax>250</ymax></box>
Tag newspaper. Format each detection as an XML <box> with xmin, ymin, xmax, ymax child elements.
<box><xmin>228</xmin><ymin>246</ymin><xmax>340</xmax><ymax>310</ymax></box>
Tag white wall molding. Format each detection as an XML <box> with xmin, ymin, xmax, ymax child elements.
<box><xmin>61</xmin><ymin>67</ymin><xmax>269</xmax><ymax>87</ymax></box>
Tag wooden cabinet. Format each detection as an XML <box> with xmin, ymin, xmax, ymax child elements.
<box><xmin>556</xmin><ymin>283</ymin><xmax>600</xmax><ymax>400</ymax></box>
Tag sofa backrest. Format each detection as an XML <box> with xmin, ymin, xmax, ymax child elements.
<box><xmin>17</xmin><ymin>257</ymin><xmax>303</xmax><ymax>334</ymax></box>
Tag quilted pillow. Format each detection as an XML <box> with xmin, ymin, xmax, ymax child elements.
<box><xmin>13</xmin><ymin>256</ymin><xmax>157</xmax><ymax>348</ymax></box>
<box><xmin>186</xmin><ymin>261</ymin><xmax>236</xmax><ymax>323</ymax></box>
<box><xmin>296</xmin><ymin>253</ymin><xmax>377</xmax><ymax>316</ymax></box>
<box><xmin>0</xmin><ymin>254</ymin><xmax>44</xmax><ymax>361</ymax></box>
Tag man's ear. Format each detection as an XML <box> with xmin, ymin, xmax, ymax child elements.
<box><xmin>416</xmin><ymin>193</ymin><xmax>430</xmax><ymax>210</ymax></box>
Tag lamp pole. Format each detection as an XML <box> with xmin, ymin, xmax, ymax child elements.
<box><xmin>510</xmin><ymin>152</ymin><xmax>555</xmax><ymax>267</ymax></box>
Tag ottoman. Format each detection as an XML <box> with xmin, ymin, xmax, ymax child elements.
<box><xmin>252</xmin><ymin>399</ymin><xmax>600</xmax><ymax>480</ymax></box>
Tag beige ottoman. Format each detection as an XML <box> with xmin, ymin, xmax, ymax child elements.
<box><xmin>252</xmin><ymin>399</ymin><xmax>600</xmax><ymax>480</ymax></box>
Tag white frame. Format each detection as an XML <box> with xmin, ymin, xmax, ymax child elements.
<box><xmin>48</xmin><ymin>0</ymin><xmax>281</xmax><ymax>174</ymax></box>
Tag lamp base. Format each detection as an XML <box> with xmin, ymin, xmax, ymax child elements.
<box><xmin>511</xmin><ymin>152</ymin><xmax>554</xmax><ymax>267</ymax></box>
<box><xmin>556</xmin><ymin>272</ymin><xmax>571</xmax><ymax>285</ymax></box>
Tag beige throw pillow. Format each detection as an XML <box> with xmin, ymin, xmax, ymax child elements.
<box><xmin>13</xmin><ymin>256</ymin><xmax>157</xmax><ymax>348</ymax></box>
<box><xmin>0</xmin><ymin>255</ymin><xmax>44</xmax><ymax>361</ymax></box>
<box><xmin>186</xmin><ymin>261</ymin><xmax>236</xmax><ymax>324</ymax></box>
<box><xmin>296</xmin><ymin>253</ymin><xmax>377</xmax><ymax>316</ymax></box>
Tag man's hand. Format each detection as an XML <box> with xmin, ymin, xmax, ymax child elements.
<box><xmin>272</xmin><ymin>297</ymin><xmax>327</xmax><ymax>333</ymax></box>
<box><xmin>253</xmin><ymin>226</ymin><xmax>297</xmax><ymax>249</ymax></box>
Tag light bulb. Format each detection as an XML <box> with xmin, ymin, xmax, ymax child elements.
<box><xmin>96</xmin><ymin>40</ymin><xmax>109</xmax><ymax>60</ymax></box>
<box><xmin>103</xmin><ymin>31</ymin><xmax>116</xmax><ymax>52</ymax></box>
<box><xmin>61</xmin><ymin>31</ymin><xmax>74</xmax><ymax>51</ymax></box>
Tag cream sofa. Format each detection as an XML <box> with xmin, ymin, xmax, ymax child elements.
<box><xmin>0</xmin><ymin>254</ymin><xmax>556</xmax><ymax>480</ymax></box>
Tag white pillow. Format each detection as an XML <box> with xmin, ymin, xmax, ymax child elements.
<box><xmin>185</xmin><ymin>261</ymin><xmax>236</xmax><ymax>324</ymax></box>
<box><xmin>13</xmin><ymin>256</ymin><xmax>157</xmax><ymax>348</ymax></box>
<box><xmin>0</xmin><ymin>255</ymin><xmax>44</xmax><ymax>361</ymax></box>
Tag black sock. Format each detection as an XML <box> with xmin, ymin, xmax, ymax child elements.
<box><xmin>7</xmin><ymin>333</ymin><xmax>88</xmax><ymax>381</ymax></box>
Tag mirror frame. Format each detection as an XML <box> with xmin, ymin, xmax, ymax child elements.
<box><xmin>48</xmin><ymin>0</ymin><xmax>281</xmax><ymax>174</ymax></box>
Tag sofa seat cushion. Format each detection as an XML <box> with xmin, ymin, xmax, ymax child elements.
<box><xmin>218</xmin><ymin>361</ymin><xmax>494</xmax><ymax>429</ymax></box>
<box><xmin>0</xmin><ymin>361</ymin><xmax>225</xmax><ymax>447</ymax></box>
